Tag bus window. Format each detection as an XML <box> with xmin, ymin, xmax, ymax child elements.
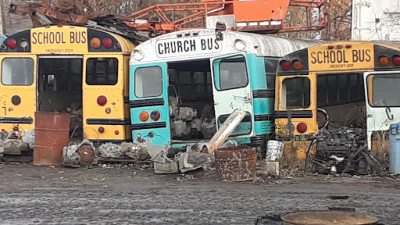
<box><xmin>264</xmin><ymin>58</ymin><xmax>279</xmax><ymax>89</ymax></box>
<box><xmin>368</xmin><ymin>74</ymin><xmax>400</xmax><ymax>106</ymax></box>
<box><xmin>2</xmin><ymin>58</ymin><xmax>34</xmax><ymax>85</ymax></box>
<box><xmin>134</xmin><ymin>66</ymin><xmax>162</xmax><ymax>98</ymax></box>
<box><xmin>282</xmin><ymin>77</ymin><xmax>310</xmax><ymax>108</ymax></box>
<box><xmin>217</xmin><ymin>56</ymin><xmax>248</xmax><ymax>90</ymax></box>
<box><xmin>86</xmin><ymin>58</ymin><xmax>118</xmax><ymax>85</ymax></box>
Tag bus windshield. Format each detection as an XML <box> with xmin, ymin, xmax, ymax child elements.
<box><xmin>368</xmin><ymin>74</ymin><xmax>400</xmax><ymax>107</ymax></box>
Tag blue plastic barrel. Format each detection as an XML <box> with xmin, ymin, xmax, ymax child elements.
<box><xmin>389</xmin><ymin>123</ymin><xmax>400</xmax><ymax>174</ymax></box>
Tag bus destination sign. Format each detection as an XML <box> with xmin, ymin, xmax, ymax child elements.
<box><xmin>31</xmin><ymin>27</ymin><xmax>88</xmax><ymax>54</ymax></box>
<box><xmin>309</xmin><ymin>44</ymin><xmax>374</xmax><ymax>70</ymax></box>
<box><xmin>156</xmin><ymin>35</ymin><xmax>222</xmax><ymax>58</ymax></box>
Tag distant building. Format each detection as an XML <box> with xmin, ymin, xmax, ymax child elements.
<box><xmin>352</xmin><ymin>0</ymin><xmax>400</xmax><ymax>41</ymax></box>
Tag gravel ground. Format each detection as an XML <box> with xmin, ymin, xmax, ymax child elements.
<box><xmin>0</xmin><ymin>162</ymin><xmax>399</xmax><ymax>224</ymax></box>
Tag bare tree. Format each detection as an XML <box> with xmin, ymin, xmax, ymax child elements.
<box><xmin>321</xmin><ymin>0</ymin><xmax>352</xmax><ymax>40</ymax></box>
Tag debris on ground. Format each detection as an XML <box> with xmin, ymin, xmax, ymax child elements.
<box><xmin>206</xmin><ymin>109</ymin><xmax>246</xmax><ymax>154</ymax></box>
<box><xmin>307</xmin><ymin>128</ymin><xmax>381</xmax><ymax>175</ymax></box>
<box><xmin>62</xmin><ymin>140</ymin><xmax>96</xmax><ymax>167</ymax></box>
<box><xmin>152</xmin><ymin>149</ymin><xmax>214</xmax><ymax>174</ymax></box>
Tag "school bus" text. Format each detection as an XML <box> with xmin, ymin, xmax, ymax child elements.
<box><xmin>310</xmin><ymin>49</ymin><xmax>372</xmax><ymax>64</ymax></box>
<box><xmin>31</xmin><ymin>31</ymin><xmax>87</xmax><ymax>45</ymax></box>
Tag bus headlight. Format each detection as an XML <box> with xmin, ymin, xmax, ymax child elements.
<box><xmin>234</xmin><ymin>39</ymin><xmax>246</xmax><ymax>51</ymax></box>
<box><xmin>133</xmin><ymin>50</ymin><xmax>144</xmax><ymax>61</ymax></box>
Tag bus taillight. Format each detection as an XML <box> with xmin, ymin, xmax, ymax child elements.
<box><xmin>280</xmin><ymin>60</ymin><xmax>291</xmax><ymax>71</ymax></box>
<box><xmin>296</xmin><ymin>122</ymin><xmax>307</xmax><ymax>133</ymax></box>
<box><xmin>379</xmin><ymin>56</ymin><xmax>390</xmax><ymax>66</ymax></box>
<box><xmin>115</xmin><ymin>130</ymin><xmax>119</xmax><ymax>135</ymax></box>
<box><xmin>393</xmin><ymin>56</ymin><xmax>400</xmax><ymax>66</ymax></box>
<box><xmin>139</xmin><ymin>111</ymin><xmax>149</xmax><ymax>122</ymax></box>
<box><xmin>97</xmin><ymin>95</ymin><xmax>107</xmax><ymax>106</ymax></box>
<box><xmin>90</xmin><ymin>38</ymin><xmax>101</xmax><ymax>49</ymax></box>
<box><xmin>6</xmin><ymin>39</ymin><xmax>17</xmax><ymax>49</ymax></box>
<box><xmin>292</xmin><ymin>60</ymin><xmax>304</xmax><ymax>70</ymax></box>
<box><xmin>98</xmin><ymin>127</ymin><xmax>105</xmax><ymax>133</ymax></box>
<box><xmin>150</xmin><ymin>110</ymin><xmax>161</xmax><ymax>121</ymax></box>
<box><xmin>102</xmin><ymin>38</ymin><xmax>112</xmax><ymax>48</ymax></box>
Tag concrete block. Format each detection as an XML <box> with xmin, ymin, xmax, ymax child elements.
<box><xmin>266</xmin><ymin>161</ymin><xmax>279</xmax><ymax>176</ymax></box>
<box><xmin>154</xmin><ymin>161</ymin><xmax>179</xmax><ymax>174</ymax></box>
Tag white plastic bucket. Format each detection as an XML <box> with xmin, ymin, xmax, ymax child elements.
<box><xmin>266</xmin><ymin>140</ymin><xmax>284</xmax><ymax>161</ymax></box>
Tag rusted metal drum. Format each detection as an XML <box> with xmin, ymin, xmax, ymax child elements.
<box><xmin>281</xmin><ymin>210</ymin><xmax>379</xmax><ymax>225</ymax></box>
<box><xmin>214</xmin><ymin>146</ymin><xmax>256</xmax><ymax>181</ymax></box>
<box><xmin>33</xmin><ymin>112</ymin><xmax>70</xmax><ymax>166</ymax></box>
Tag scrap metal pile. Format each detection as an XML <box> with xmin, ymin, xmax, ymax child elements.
<box><xmin>9</xmin><ymin>0</ymin><xmax>148</xmax><ymax>43</ymax></box>
<box><xmin>307</xmin><ymin>128</ymin><xmax>379</xmax><ymax>175</ymax></box>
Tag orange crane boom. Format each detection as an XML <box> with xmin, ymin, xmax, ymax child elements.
<box><xmin>9</xmin><ymin>0</ymin><xmax>327</xmax><ymax>39</ymax></box>
<box><xmin>127</xmin><ymin>0</ymin><xmax>327</xmax><ymax>36</ymax></box>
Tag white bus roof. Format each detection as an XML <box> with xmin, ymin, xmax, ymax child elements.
<box><xmin>130</xmin><ymin>29</ymin><xmax>323</xmax><ymax>65</ymax></box>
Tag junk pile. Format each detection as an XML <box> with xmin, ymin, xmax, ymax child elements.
<box><xmin>62</xmin><ymin>140</ymin><xmax>155</xmax><ymax>167</ymax></box>
<box><xmin>62</xmin><ymin>138</ymin><xmax>215</xmax><ymax>172</ymax></box>
<box><xmin>152</xmin><ymin>146</ymin><xmax>215</xmax><ymax>174</ymax></box>
<box><xmin>152</xmin><ymin>109</ymin><xmax>247</xmax><ymax>174</ymax></box>
<box><xmin>0</xmin><ymin>128</ymin><xmax>34</xmax><ymax>156</ymax></box>
<box><xmin>307</xmin><ymin>127</ymin><xmax>379</xmax><ymax>175</ymax></box>
<box><xmin>169</xmin><ymin>97</ymin><xmax>216</xmax><ymax>140</ymax></box>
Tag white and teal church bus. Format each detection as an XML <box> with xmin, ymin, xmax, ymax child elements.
<box><xmin>129</xmin><ymin>28</ymin><xmax>321</xmax><ymax>157</ymax></box>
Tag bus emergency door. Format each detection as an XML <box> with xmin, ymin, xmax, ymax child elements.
<box><xmin>83</xmin><ymin>55</ymin><xmax>128</xmax><ymax>141</ymax></box>
<box><xmin>130</xmin><ymin>63</ymin><xmax>170</xmax><ymax>147</ymax></box>
<box><xmin>364</xmin><ymin>71</ymin><xmax>400</xmax><ymax>150</ymax></box>
<box><xmin>0</xmin><ymin>55</ymin><xmax>36</xmax><ymax>131</ymax></box>
<box><xmin>211</xmin><ymin>55</ymin><xmax>254</xmax><ymax>136</ymax></box>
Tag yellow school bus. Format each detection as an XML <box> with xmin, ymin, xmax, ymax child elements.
<box><xmin>275</xmin><ymin>41</ymin><xmax>400</xmax><ymax>161</ymax></box>
<box><xmin>0</xmin><ymin>26</ymin><xmax>135</xmax><ymax>151</ymax></box>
